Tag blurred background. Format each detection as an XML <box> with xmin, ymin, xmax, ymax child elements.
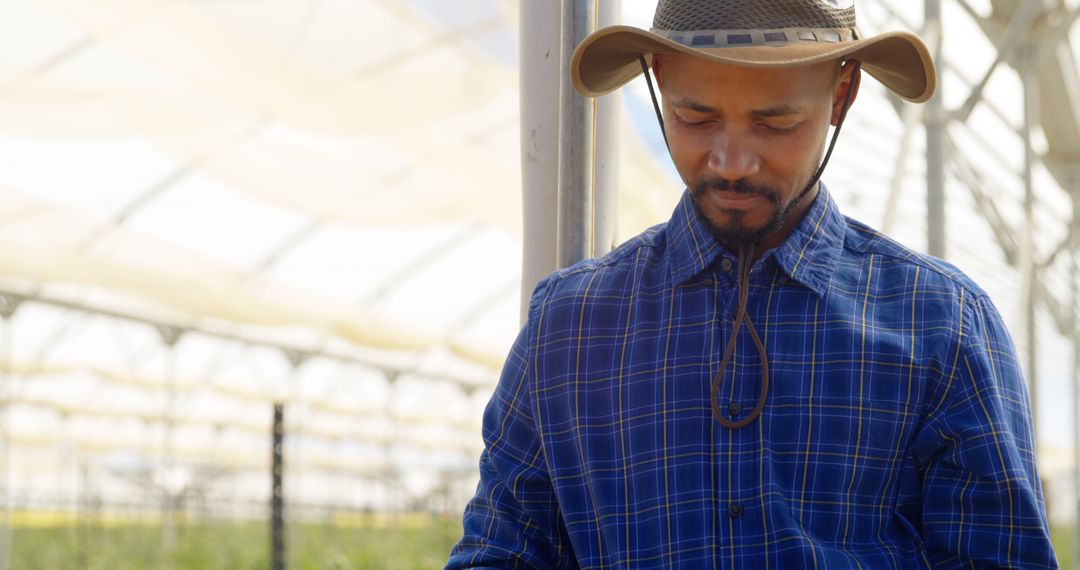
<box><xmin>0</xmin><ymin>0</ymin><xmax>1078</xmax><ymax>568</ymax></box>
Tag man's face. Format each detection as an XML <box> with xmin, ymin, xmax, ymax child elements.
<box><xmin>654</xmin><ymin>54</ymin><xmax>851</xmax><ymax>250</ymax></box>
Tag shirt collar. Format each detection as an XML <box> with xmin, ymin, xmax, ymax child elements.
<box><xmin>666</xmin><ymin>189</ymin><xmax>727</xmax><ymax>286</ymax></box>
<box><xmin>666</xmin><ymin>184</ymin><xmax>846</xmax><ymax>297</ymax></box>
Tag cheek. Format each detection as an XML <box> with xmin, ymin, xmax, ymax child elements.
<box><xmin>766</xmin><ymin>130</ymin><xmax>827</xmax><ymax>180</ymax></box>
<box><xmin>767</xmin><ymin>137</ymin><xmax>810</xmax><ymax>172</ymax></box>
<box><xmin>664</xmin><ymin>132</ymin><xmax>712</xmax><ymax>182</ymax></box>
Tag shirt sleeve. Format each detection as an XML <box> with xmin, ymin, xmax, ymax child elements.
<box><xmin>909</xmin><ymin>292</ymin><xmax>1058</xmax><ymax>568</ymax></box>
<box><xmin>446</xmin><ymin>284</ymin><xmax>576</xmax><ymax>569</ymax></box>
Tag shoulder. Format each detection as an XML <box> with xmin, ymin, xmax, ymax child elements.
<box><xmin>529</xmin><ymin>223</ymin><xmax>669</xmax><ymax>309</ymax></box>
<box><xmin>839</xmin><ymin>215</ymin><xmax>991</xmax><ymax>302</ymax></box>
<box><xmin>838</xmin><ymin>217</ymin><xmax>1022</xmax><ymax>413</ymax></box>
<box><xmin>521</xmin><ymin>223</ymin><xmax>674</xmax><ymax>339</ymax></box>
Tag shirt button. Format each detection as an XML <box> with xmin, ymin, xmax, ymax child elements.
<box><xmin>728</xmin><ymin>503</ymin><xmax>744</xmax><ymax>518</ymax></box>
<box><xmin>720</xmin><ymin>258</ymin><xmax>734</xmax><ymax>272</ymax></box>
<box><xmin>728</xmin><ymin>401</ymin><xmax>742</xmax><ymax>416</ymax></box>
<box><xmin>779</xmin><ymin>276</ymin><xmax>790</xmax><ymax>286</ymax></box>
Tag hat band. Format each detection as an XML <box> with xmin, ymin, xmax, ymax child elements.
<box><xmin>651</xmin><ymin>26</ymin><xmax>861</xmax><ymax>49</ymax></box>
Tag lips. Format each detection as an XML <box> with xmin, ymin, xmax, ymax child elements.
<box><xmin>704</xmin><ymin>189</ymin><xmax>764</xmax><ymax>210</ymax></box>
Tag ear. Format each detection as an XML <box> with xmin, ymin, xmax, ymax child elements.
<box><xmin>830</xmin><ymin>60</ymin><xmax>861</xmax><ymax>126</ymax></box>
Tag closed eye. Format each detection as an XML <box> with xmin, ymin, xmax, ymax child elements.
<box><xmin>760</xmin><ymin>122</ymin><xmax>799</xmax><ymax>134</ymax></box>
<box><xmin>675</xmin><ymin>114</ymin><xmax>714</xmax><ymax>128</ymax></box>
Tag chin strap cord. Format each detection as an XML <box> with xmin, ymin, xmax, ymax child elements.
<box><xmin>705</xmin><ymin>61</ymin><xmax>862</xmax><ymax>429</ymax></box>
<box><xmin>640</xmin><ymin>56</ymin><xmax>670</xmax><ymax>151</ymax></box>
<box><xmin>711</xmin><ymin>243</ymin><xmax>771</xmax><ymax>429</ymax></box>
<box><xmin>803</xmin><ymin>61</ymin><xmax>861</xmax><ymax>197</ymax></box>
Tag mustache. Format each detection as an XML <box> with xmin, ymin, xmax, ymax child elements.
<box><xmin>692</xmin><ymin>178</ymin><xmax>781</xmax><ymax>204</ymax></box>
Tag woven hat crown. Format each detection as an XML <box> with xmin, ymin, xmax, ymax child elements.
<box><xmin>652</xmin><ymin>0</ymin><xmax>856</xmax><ymax>31</ymax></box>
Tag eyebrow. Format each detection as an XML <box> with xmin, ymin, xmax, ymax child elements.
<box><xmin>672</xmin><ymin>98</ymin><xmax>806</xmax><ymax>117</ymax></box>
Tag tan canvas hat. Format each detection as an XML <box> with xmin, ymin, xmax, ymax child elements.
<box><xmin>570</xmin><ymin>0</ymin><xmax>936</xmax><ymax>103</ymax></box>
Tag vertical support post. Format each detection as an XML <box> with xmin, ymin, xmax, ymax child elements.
<box><xmin>271</xmin><ymin>403</ymin><xmax>285</xmax><ymax>570</ymax></box>
<box><xmin>281</xmin><ymin>350</ymin><xmax>307</xmax><ymax>568</ymax></box>
<box><xmin>381</xmin><ymin>371</ymin><xmax>398</xmax><ymax>523</ymax></box>
<box><xmin>0</xmin><ymin>304</ymin><xmax>14</xmax><ymax>570</ymax></box>
<box><xmin>593</xmin><ymin>0</ymin><xmax>622</xmax><ymax>257</ymax></box>
<box><xmin>557</xmin><ymin>0</ymin><xmax>598</xmax><ymax>269</ymax></box>
<box><xmin>519</xmin><ymin>0</ymin><xmax>562</xmax><ymax>323</ymax></box>
<box><xmin>1018</xmin><ymin>44</ymin><xmax>1039</xmax><ymax>423</ymax></box>
<box><xmin>154</xmin><ymin>325</ymin><xmax>183</xmax><ymax>558</ymax></box>
<box><xmin>924</xmin><ymin>0</ymin><xmax>947</xmax><ymax>258</ymax></box>
<box><xmin>1071</xmin><ymin>167</ymin><xmax>1080</xmax><ymax>570</ymax></box>
<box><xmin>76</xmin><ymin>460</ymin><xmax>89</xmax><ymax>570</ymax></box>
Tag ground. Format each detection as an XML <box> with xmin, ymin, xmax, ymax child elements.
<box><xmin>13</xmin><ymin>515</ymin><xmax>463</xmax><ymax>570</ymax></box>
<box><xmin>10</xmin><ymin>518</ymin><xmax>1075</xmax><ymax>568</ymax></box>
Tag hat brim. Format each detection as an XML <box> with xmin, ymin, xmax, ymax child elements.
<box><xmin>570</xmin><ymin>26</ymin><xmax>936</xmax><ymax>103</ymax></box>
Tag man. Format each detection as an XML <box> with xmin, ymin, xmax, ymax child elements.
<box><xmin>448</xmin><ymin>0</ymin><xmax>1058</xmax><ymax>567</ymax></box>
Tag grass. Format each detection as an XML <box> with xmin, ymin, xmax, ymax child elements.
<box><xmin>12</xmin><ymin>518</ymin><xmax>1075</xmax><ymax>568</ymax></box>
<box><xmin>12</xmin><ymin>516</ymin><xmax>464</xmax><ymax>570</ymax></box>
<box><xmin>1052</xmin><ymin>524</ymin><xmax>1074</xmax><ymax>569</ymax></box>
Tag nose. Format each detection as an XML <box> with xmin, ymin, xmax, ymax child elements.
<box><xmin>707</xmin><ymin>134</ymin><xmax>761</xmax><ymax>181</ymax></box>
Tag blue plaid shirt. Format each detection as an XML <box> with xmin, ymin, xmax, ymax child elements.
<box><xmin>448</xmin><ymin>187</ymin><xmax>1057</xmax><ymax>569</ymax></box>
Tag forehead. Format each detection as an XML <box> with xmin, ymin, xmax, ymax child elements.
<box><xmin>657</xmin><ymin>53</ymin><xmax>837</xmax><ymax>106</ymax></box>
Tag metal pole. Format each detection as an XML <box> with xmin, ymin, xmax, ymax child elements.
<box><xmin>519</xmin><ymin>0</ymin><xmax>562</xmax><ymax>323</ymax></box>
<box><xmin>1071</xmin><ymin>167</ymin><xmax>1080</xmax><ymax>570</ymax></box>
<box><xmin>0</xmin><ymin>313</ymin><xmax>12</xmax><ymax>570</ymax></box>
<box><xmin>557</xmin><ymin>0</ymin><xmax>598</xmax><ymax>269</ymax></box>
<box><xmin>76</xmin><ymin>460</ymin><xmax>89</xmax><ymax>570</ymax></box>
<box><xmin>282</xmin><ymin>351</ymin><xmax>306</xmax><ymax>567</ymax></box>
<box><xmin>924</xmin><ymin>0</ymin><xmax>947</xmax><ymax>258</ymax></box>
<box><xmin>593</xmin><ymin>0</ymin><xmax>622</xmax><ymax>257</ymax></box>
<box><xmin>271</xmin><ymin>403</ymin><xmax>285</xmax><ymax>570</ymax></box>
<box><xmin>156</xmin><ymin>326</ymin><xmax>182</xmax><ymax>559</ymax></box>
<box><xmin>1019</xmin><ymin>43</ymin><xmax>1039</xmax><ymax>423</ymax></box>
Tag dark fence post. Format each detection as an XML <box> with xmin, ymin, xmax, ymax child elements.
<box><xmin>271</xmin><ymin>403</ymin><xmax>285</xmax><ymax>570</ymax></box>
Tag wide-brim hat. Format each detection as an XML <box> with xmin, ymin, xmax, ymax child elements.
<box><xmin>570</xmin><ymin>0</ymin><xmax>936</xmax><ymax>103</ymax></box>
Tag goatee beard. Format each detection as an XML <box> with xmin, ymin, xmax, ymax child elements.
<box><xmin>689</xmin><ymin>178</ymin><xmax>811</xmax><ymax>249</ymax></box>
